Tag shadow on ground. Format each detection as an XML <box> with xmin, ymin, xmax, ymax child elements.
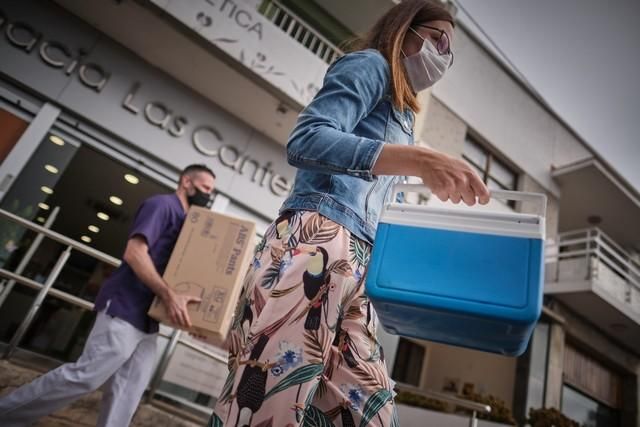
<box><xmin>0</xmin><ymin>360</ymin><xmax>204</xmax><ymax>427</ymax></box>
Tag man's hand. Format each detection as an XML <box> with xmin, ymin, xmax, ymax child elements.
<box><xmin>124</xmin><ymin>237</ymin><xmax>202</xmax><ymax>328</ymax></box>
<box><xmin>161</xmin><ymin>289</ymin><xmax>201</xmax><ymax>328</ymax></box>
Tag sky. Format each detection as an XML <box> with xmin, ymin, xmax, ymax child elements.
<box><xmin>455</xmin><ymin>0</ymin><xmax>640</xmax><ymax>193</ymax></box>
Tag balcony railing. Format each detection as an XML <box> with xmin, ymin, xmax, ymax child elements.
<box><xmin>545</xmin><ymin>228</ymin><xmax>640</xmax><ymax>314</ymax></box>
<box><xmin>259</xmin><ymin>0</ymin><xmax>342</xmax><ymax>64</ymax></box>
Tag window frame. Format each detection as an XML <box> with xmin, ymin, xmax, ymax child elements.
<box><xmin>462</xmin><ymin>134</ymin><xmax>520</xmax><ymax>208</ymax></box>
<box><xmin>462</xmin><ymin>135</ymin><xmax>519</xmax><ymax>192</ymax></box>
<box><xmin>391</xmin><ymin>337</ymin><xmax>426</xmax><ymax>387</ymax></box>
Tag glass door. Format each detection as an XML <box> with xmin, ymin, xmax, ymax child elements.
<box><xmin>0</xmin><ymin>125</ymin><xmax>172</xmax><ymax>362</ymax></box>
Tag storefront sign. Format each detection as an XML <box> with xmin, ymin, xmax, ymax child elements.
<box><xmin>0</xmin><ymin>12</ymin><xmax>110</xmax><ymax>93</ymax></box>
<box><xmin>122</xmin><ymin>82</ymin><xmax>291</xmax><ymax>196</ymax></box>
<box><xmin>0</xmin><ymin>2</ymin><xmax>296</xmax><ymax>214</ymax></box>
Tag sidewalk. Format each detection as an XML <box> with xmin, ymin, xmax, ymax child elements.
<box><xmin>0</xmin><ymin>360</ymin><xmax>203</xmax><ymax>427</ymax></box>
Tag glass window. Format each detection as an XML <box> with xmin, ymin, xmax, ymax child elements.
<box><xmin>490</xmin><ymin>158</ymin><xmax>517</xmax><ymax>190</ymax></box>
<box><xmin>0</xmin><ymin>127</ymin><xmax>172</xmax><ymax>362</ymax></box>
<box><xmin>487</xmin><ymin>177</ymin><xmax>506</xmax><ymax>192</ymax></box>
<box><xmin>0</xmin><ymin>131</ymin><xmax>79</xmax><ymax>270</ymax></box>
<box><xmin>462</xmin><ymin>137</ymin><xmax>488</xmax><ymax>170</ymax></box>
<box><xmin>562</xmin><ymin>385</ymin><xmax>620</xmax><ymax>427</ymax></box>
<box><xmin>525</xmin><ymin>322</ymin><xmax>549</xmax><ymax>414</ymax></box>
<box><xmin>463</xmin><ymin>135</ymin><xmax>518</xmax><ymax>207</ymax></box>
<box><xmin>391</xmin><ymin>337</ymin><xmax>425</xmax><ymax>386</ymax></box>
<box><xmin>462</xmin><ymin>136</ymin><xmax>518</xmax><ymax>191</ymax></box>
<box><xmin>468</xmin><ymin>162</ymin><xmax>486</xmax><ymax>183</ymax></box>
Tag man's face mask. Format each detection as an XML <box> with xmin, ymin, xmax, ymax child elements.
<box><xmin>187</xmin><ymin>181</ymin><xmax>211</xmax><ymax>207</ymax></box>
<box><xmin>402</xmin><ymin>26</ymin><xmax>453</xmax><ymax>92</ymax></box>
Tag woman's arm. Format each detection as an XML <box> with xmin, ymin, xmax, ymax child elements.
<box><xmin>287</xmin><ymin>50</ymin><xmax>389</xmax><ymax>182</ymax></box>
<box><xmin>373</xmin><ymin>144</ymin><xmax>490</xmax><ymax>206</ymax></box>
<box><xmin>288</xmin><ymin>49</ymin><xmax>489</xmax><ymax>205</ymax></box>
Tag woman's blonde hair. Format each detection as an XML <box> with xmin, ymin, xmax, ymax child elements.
<box><xmin>348</xmin><ymin>0</ymin><xmax>454</xmax><ymax>113</ymax></box>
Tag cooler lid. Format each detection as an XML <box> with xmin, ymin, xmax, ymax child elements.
<box><xmin>381</xmin><ymin>184</ymin><xmax>546</xmax><ymax>240</ymax></box>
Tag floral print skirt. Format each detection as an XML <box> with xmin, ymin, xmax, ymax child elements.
<box><xmin>208</xmin><ymin>210</ymin><xmax>398</xmax><ymax>427</ymax></box>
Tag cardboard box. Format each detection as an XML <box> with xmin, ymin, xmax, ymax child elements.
<box><xmin>148</xmin><ymin>206</ymin><xmax>255</xmax><ymax>346</ymax></box>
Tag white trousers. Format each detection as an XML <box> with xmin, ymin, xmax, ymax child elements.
<box><xmin>0</xmin><ymin>309</ymin><xmax>158</xmax><ymax>427</ymax></box>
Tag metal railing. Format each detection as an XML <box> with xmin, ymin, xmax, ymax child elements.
<box><xmin>0</xmin><ymin>207</ymin><xmax>219</xmax><ymax>416</ymax></box>
<box><xmin>545</xmin><ymin>227</ymin><xmax>640</xmax><ymax>311</ymax></box>
<box><xmin>396</xmin><ymin>383</ymin><xmax>491</xmax><ymax>427</ymax></box>
<box><xmin>0</xmin><ymin>208</ymin><xmax>120</xmax><ymax>359</ymax></box>
<box><xmin>259</xmin><ymin>0</ymin><xmax>342</xmax><ymax>64</ymax></box>
<box><xmin>0</xmin><ymin>208</ymin><xmax>492</xmax><ymax>425</ymax></box>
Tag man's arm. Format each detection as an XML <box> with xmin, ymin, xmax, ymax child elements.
<box><xmin>123</xmin><ymin>236</ymin><xmax>199</xmax><ymax>328</ymax></box>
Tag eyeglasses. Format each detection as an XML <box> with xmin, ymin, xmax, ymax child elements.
<box><xmin>413</xmin><ymin>24</ymin><xmax>454</xmax><ymax>67</ymax></box>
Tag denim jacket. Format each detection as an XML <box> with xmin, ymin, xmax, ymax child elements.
<box><xmin>281</xmin><ymin>49</ymin><xmax>415</xmax><ymax>244</ymax></box>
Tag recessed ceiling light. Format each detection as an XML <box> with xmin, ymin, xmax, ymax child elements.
<box><xmin>36</xmin><ymin>217</ymin><xmax>46</xmax><ymax>223</ymax></box>
<box><xmin>97</xmin><ymin>212</ymin><xmax>110</xmax><ymax>221</ymax></box>
<box><xmin>38</xmin><ymin>203</ymin><xmax>50</xmax><ymax>210</ymax></box>
<box><xmin>41</xmin><ymin>186</ymin><xmax>54</xmax><ymax>195</ymax></box>
<box><xmin>109</xmin><ymin>196</ymin><xmax>123</xmax><ymax>206</ymax></box>
<box><xmin>88</xmin><ymin>225</ymin><xmax>100</xmax><ymax>233</ymax></box>
<box><xmin>44</xmin><ymin>164</ymin><xmax>59</xmax><ymax>174</ymax></box>
<box><xmin>587</xmin><ymin>215</ymin><xmax>602</xmax><ymax>225</ymax></box>
<box><xmin>80</xmin><ymin>235</ymin><xmax>92</xmax><ymax>243</ymax></box>
<box><xmin>49</xmin><ymin>135</ymin><xmax>65</xmax><ymax>146</ymax></box>
<box><xmin>124</xmin><ymin>174</ymin><xmax>139</xmax><ymax>184</ymax></box>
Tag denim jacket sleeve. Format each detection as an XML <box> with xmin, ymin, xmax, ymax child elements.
<box><xmin>286</xmin><ymin>49</ymin><xmax>389</xmax><ymax>182</ymax></box>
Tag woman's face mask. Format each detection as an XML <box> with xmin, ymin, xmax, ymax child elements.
<box><xmin>402</xmin><ymin>27</ymin><xmax>453</xmax><ymax>92</ymax></box>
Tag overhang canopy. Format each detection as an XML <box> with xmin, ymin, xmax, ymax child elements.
<box><xmin>553</xmin><ymin>158</ymin><xmax>640</xmax><ymax>252</ymax></box>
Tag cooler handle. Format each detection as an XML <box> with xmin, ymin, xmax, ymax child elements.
<box><xmin>391</xmin><ymin>183</ymin><xmax>547</xmax><ymax>217</ymax></box>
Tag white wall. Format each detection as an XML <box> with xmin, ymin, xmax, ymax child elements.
<box><xmin>432</xmin><ymin>28</ymin><xmax>592</xmax><ymax>197</ymax></box>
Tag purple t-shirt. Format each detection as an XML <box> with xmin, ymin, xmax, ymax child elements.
<box><xmin>94</xmin><ymin>193</ymin><xmax>186</xmax><ymax>333</ymax></box>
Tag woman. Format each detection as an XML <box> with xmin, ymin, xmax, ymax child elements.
<box><xmin>209</xmin><ymin>1</ymin><xmax>490</xmax><ymax>425</ymax></box>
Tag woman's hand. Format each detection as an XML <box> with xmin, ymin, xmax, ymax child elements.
<box><xmin>372</xmin><ymin>145</ymin><xmax>490</xmax><ymax>206</ymax></box>
<box><xmin>415</xmin><ymin>148</ymin><xmax>490</xmax><ymax>205</ymax></box>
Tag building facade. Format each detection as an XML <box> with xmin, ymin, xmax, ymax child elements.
<box><xmin>0</xmin><ymin>1</ymin><xmax>638</xmax><ymax>426</ymax></box>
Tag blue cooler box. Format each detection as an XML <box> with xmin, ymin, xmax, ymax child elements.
<box><xmin>366</xmin><ymin>184</ymin><xmax>546</xmax><ymax>356</ymax></box>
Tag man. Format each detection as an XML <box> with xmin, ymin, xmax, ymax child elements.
<box><xmin>0</xmin><ymin>164</ymin><xmax>216</xmax><ymax>427</ymax></box>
